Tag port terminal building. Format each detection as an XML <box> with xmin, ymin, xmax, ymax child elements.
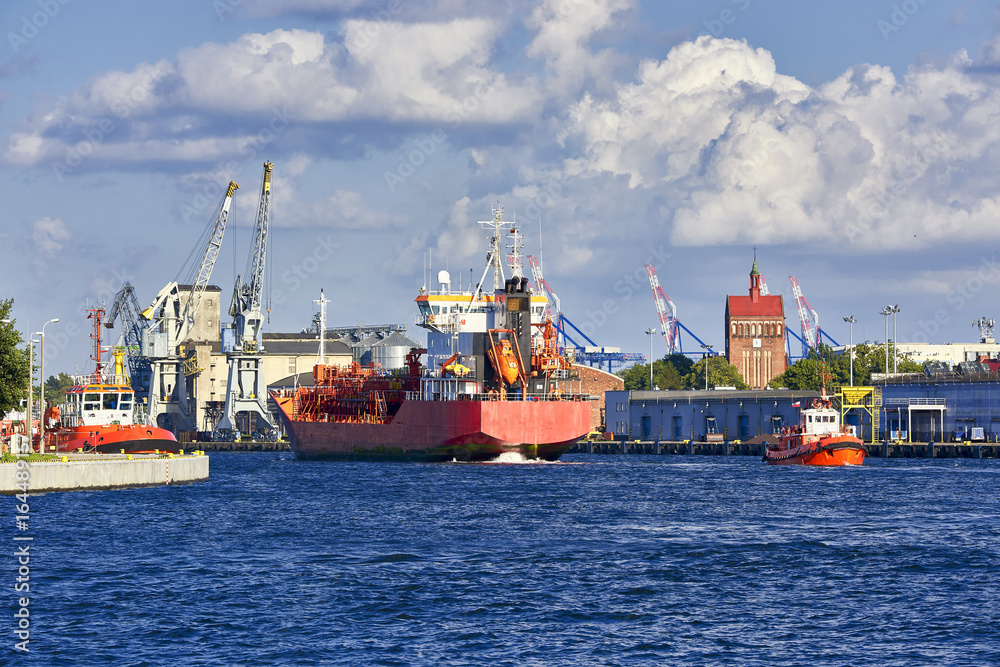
<box><xmin>878</xmin><ymin>371</ymin><xmax>1000</xmax><ymax>442</ymax></box>
<box><xmin>607</xmin><ymin>389</ymin><xmax>822</xmax><ymax>442</ymax></box>
<box><xmin>609</xmin><ymin>372</ymin><xmax>1000</xmax><ymax>443</ymax></box>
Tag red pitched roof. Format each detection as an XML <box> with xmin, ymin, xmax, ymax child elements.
<box><xmin>726</xmin><ymin>294</ymin><xmax>784</xmax><ymax>317</ymax></box>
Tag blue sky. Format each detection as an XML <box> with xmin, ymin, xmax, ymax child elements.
<box><xmin>3</xmin><ymin>0</ymin><xmax>1000</xmax><ymax>375</ymax></box>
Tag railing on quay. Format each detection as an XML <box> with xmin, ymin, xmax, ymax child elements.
<box><xmin>883</xmin><ymin>397</ymin><xmax>947</xmax><ymax>406</ymax></box>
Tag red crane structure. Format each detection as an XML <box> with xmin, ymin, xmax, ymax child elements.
<box><xmin>789</xmin><ymin>275</ymin><xmax>819</xmax><ymax>356</ymax></box>
<box><xmin>645</xmin><ymin>265</ymin><xmax>680</xmax><ymax>355</ymax></box>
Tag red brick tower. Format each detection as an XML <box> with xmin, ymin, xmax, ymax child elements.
<box><xmin>725</xmin><ymin>259</ymin><xmax>787</xmax><ymax>389</ymax></box>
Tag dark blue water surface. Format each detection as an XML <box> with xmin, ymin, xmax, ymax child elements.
<box><xmin>16</xmin><ymin>454</ymin><xmax>1000</xmax><ymax>665</ymax></box>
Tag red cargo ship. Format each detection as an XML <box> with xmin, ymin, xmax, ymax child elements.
<box><xmin>272</xmin><ymin>274</ymin><xmax>592</xmax><ymax>461</ymax></box>
<box><xmin>764</xmin><ymin>390</ymin><xmax>865</xmax><ymax>466</ymax></box>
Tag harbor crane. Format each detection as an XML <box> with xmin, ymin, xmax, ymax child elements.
<box><xmin>643</xmin><ymin>264</ymin><xmax>717</xmax><ymax>357</ymax></box>
<box><xmin>216</xmin><ymin>162</ymin><xmax>277</xmax><ymax>437</ymax></box>
<box><xmin>527</xmin><ymin>254</ymin><xmax>642</xmax><ymax>372</ymax></box>
<box><xmin>527</xmin><ymin>255</ymin><xmax>559</xmax><ymax>321</ymax></box>
<box><xmin>787</xmin><ymin>275</ymin><xmax>838</xmax><ymax>359</ymax></box>
<box><xmin>133</xmin><ymin>180</ymin><xmax>238</xmax><ymax>432</ymax></box>
<box><xmin>104</xmin><ymin>281</ymin><xmax>152</xmax><ymax>400</ymax></box>
<box><xmin>789</xmin><ymin>275</ymin><xmax>818</xmax><ymax>356</ymax></box>
<box><xmin>645</xmin><ymin>265</ymin><xmax>679</xmax><ymax>355</ymax></box>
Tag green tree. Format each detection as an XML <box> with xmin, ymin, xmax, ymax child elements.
<box><xmin>0</xmin><ymin>299</ymin><xmax>31</xmax><ymax>417</ymax></box>
<box><xmin>770</xmin><ymin>342</ymin><xmax>925</xmax><ymax>390</ymax></box>
<box><xmin>618</xmin><ymin>353</ymin><xmax>695</xmax><ymax>390</ymax></box>
<box><xmin>663</xmin><ymin>353</ymin><xmax>694</xmax><ymax>377</ymax></box>
<box><xmin>44</xmin><ymin>373</ymin><xmax>76</xmax><ymax>407</ymax></box>
<box><xmin>684</xmin><ymin>355</ymin><xmax>749</xmax><ymax>390</ymax></box>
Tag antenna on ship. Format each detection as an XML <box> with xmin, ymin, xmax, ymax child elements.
<box><xmin>478</xmin><ymin>203</ymin><xmax>512</xmax><ymax>292</ymax></box>
<box><xmin>314</xmin><ymin>289</ymin><xmax>329</xmax><ymax>366</ymax></box>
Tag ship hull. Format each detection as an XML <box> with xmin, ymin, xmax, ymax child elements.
<box><xmin>51</xmin><ymin>424</ymin><xmax>181</xmax><ymax>455</ymax></box>
<box><xmin>273</xmin><ymin>395</ymin><xmax>590</xmax><ymax>462</ymax></box>
<box><xmin>764</xmin><ymin>435</ymin><xmax>866</xmax><ymax>466</ymax></box>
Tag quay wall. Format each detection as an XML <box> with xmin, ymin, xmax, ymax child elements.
<box><xmin>197</xmin><ymin>441</ymin><xmax>291</xmax><ymax>452</ymax></box>
<box><xmin>568</xmin><ymin>440</ymin><xmax>1000</xmax><ymax>459</ymax></box>
<box><xmin>0</xmin><ymin>455</ymin><xmax>209</xmax><ymax>494</ymax></box>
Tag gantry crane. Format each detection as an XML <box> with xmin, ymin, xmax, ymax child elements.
<box><xmin>216</xmin><ymin>163</ymin><xmax>276</xmax><ymax>437</ymax></box>
<box><xmin>138</xmin><ymin>180</ymin><xmax>238</xmax><ymax>432</ymax></box>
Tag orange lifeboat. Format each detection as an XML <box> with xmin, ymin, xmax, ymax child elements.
<box><xmin>491</xmin><ymin>339</ymin><xmax>521</xmax><ymax>385</ymax></box>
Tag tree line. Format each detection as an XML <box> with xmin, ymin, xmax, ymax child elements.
<box><xmin>620</xmin><ymin>343</ymin><xmax>925</xmax><ymax>392</ymax></box>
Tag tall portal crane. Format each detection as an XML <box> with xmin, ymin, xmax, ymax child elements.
<box><xmin>789</xmin><ymin>276</ymin><xmax>818</xmax><ymax>356</ymax></box>
<box><xmin>645</xmin><ymin>265</ymin><xmax>679</xmax><ymax>355</ymax></box>
<box><xmin>643</xmin><ymin>264</ymin><xmax>715</xmax><ymax>356</ymax></box>
<box><xmin>139</xmin><ymin>179</ymin><xmax>239</xmax><ymax>432</ymax></box>
<box><xmin>217</xmin><ymin>163</ymin><xmax>276</xmax><ymax>437</ymax></box>
<box><xmin>105</xmin><ymin>281</ymin><xmax>152</xmax><ymax>400</ymax></box>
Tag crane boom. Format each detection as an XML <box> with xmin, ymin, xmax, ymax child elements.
<box><xmin>527</xmin><ymin>255</ymin><xmax>560</xmax><ymax>320</ymax></box>
<box><xmin>789</xmin><ymin>276</ymin><xmax>819</xmax><ymax>355</ymax></box>
<box><xmin>182</xmin><ymin>180</ymin><xmax>238</xmax><ymax>342</ymax></box>
<box><xmin>645</xmin><ymin>265</ymin><xmax>679</xmax><ymax>354</ymax></box>
<box><xmin>230</xmin><ymin>162</ymin><xmax>272</xmax><ymax>352</ymax></box>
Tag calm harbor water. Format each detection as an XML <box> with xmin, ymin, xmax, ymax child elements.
<box><xmin>19</xmin><ymin>453</ymin><xmax>1000</xmax><ymax>665</ymax></box>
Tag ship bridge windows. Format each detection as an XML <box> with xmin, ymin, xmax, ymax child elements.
<box><xmin>84</xmin><ymin>393</ymin><xmax>101</xmax><ymax>411</ymax></box>
<box><xmin>103</xmin><ymin>393</ymin><xmax>119</xmax><ymax>410</ymax></box>
<box><xmin>418</xmin><ymin>303</ymin><xmax>432</xmax><ymax>316</ymax></box>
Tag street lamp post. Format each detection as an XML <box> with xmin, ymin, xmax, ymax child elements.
<box><xmin>37</xmin><ymin>318</ymin><xmax>59</xmax><ymax>452</ymax></box>
<box><xmin>26</xmin><ymin>338</ymin><xmax>39</xmax><ymax>450</ymax></box>
<box><xmin>645</xmin><ymin>328</ymin><xmax>655</xmax><ymax>390</ymax></box>
<box><xmin>843</xmin><ymin>316</ymin><xmax>856</xmax><ymax>386</ymax></box>
<box><xmin>880</xmin><ymin>306</ymin><xmax>892</xmax><ymax>377</ymax></box>
<box><xmin>701</xmin><ymin>344</ymin><xmax>714</xmax><ymax>390</ymax></box>
<box><xmin>890</xmin><ymin>305</ymin><xmax>900</xmax><ymax>373</ymax></box>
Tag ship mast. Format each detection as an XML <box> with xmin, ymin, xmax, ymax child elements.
<box><xmin>507</xmin><ymin>218</ymin><xmax>525</xmax><ymax>280</ymax></box>
<box><xmin>88</xmin><ymin>305</ymin><xmax>107</xmax><ymax>383</ymax></box>
<box><xmin>477</xmin><ymin>204</ymin><xmax>514</xmax><ymax>293</ymax></box>
<box><xmin>314</xmin><ymin>288</ymin><xmax>329</xmax><ymax>366</ymax></box>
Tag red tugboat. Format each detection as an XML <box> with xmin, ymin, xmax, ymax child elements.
<box><xmin>764</xmin><ymin>388</ymin><xmax>865</xmax><ymax>466</ymax></box>
<box><xmin>271</xmin><ymin>272</ymin><xmax>592</xmax><ymax>461</ymax></box>
<box><xmin>44</xmin><ymin>306</ymin><xmax>180</xmax><ymax>454</ymax></box>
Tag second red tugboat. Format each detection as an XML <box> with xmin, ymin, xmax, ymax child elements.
<box><xmin>764</xmin><ymin>388</ymin><xmax>866</xmax><ymax>466</ymax></box>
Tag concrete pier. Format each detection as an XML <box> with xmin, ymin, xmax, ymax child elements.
<box><xmin>569</xmin><ymin>440</ymin><xmax>1000</xmax><ymax>459</ymax></box>
<box><xmin>196</xmin><ymin>440</ymin><xmax>290</xmax><ymax>452</ymax></box>
<box><xmin>569</xmin><ymin>440</ymin><xmax>766</xmax><ymax>456</ymax></box>
<box><xmin>0</xmin><ymin>453</ymin><xmax>209</xmax><ymax>494</ymax></box>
